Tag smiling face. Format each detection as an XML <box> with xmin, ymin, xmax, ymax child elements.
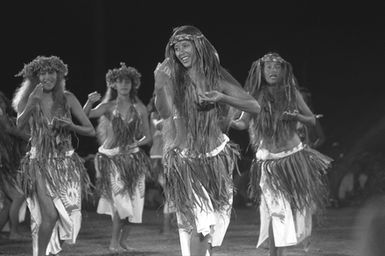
<box><xmin>38</xmin><ymin>70</ymin><xmax>58</xmax><ymax>92</ymax></box>
<box><xmin>263</xmin><ymin>61</ymin><xmax>283</xmax><ymax>85</ymax></box>
<box><xmin>174</xmin><ymin>40</ymin><xmax>196</xmax><ymax>68</ymax></box>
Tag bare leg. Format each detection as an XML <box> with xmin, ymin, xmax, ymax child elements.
<box><xmin>0</xmin><ymin>196</ymin><xmax>10</xmax><ymax>232</ymax></box>
<box><xmin>119</xmin><ymin>220</ymin><xmax>136</xmax><ymax>251</ymax></box>
<box><xmin>268</xmin><ymin>221</ymin><xmax>285</xmax><ymax>256</ymax></box>
<box><xmin>208</xmin><ymin>244</ymin><xmax>213</xmax><ymax>256</ymax></box>
<box><xmin>109</xmin><ymin>210</ymin><xmax>122</xmax><ymax>250</ymax></box>
<box><xmin>158</xmin><ymin>170</ymin><xmax>173</xmax><ymax>235</ymax></box>
<box><xmin>269</xmin><ymin>220</ymin><xmax>278</xmax><ymax>256</ymax></box>
<box><xmin>161</xmin><ymin>213</ymin><xmax>171</xmax><ymax>234</ymax></box>
<box><xmin>3</xmin><ymin>183</ymin><xmax>26</xmax><ymax>239</ymax></box>
<box><xmin>190</xmin><ymin>228</ymin><xmax>211</xmax><ymax>256</ymax></box>
<box><xmin>35</xmin><ymin>177</ymin><xmax>59</xmax><ymax>256</ymax></box>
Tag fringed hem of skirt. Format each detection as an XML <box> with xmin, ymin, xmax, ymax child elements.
<box><xmin>249</xmin><ymin>146</ymin><xmax>331</xmax><ymax>212</ymax></box>
<box><xmin>164</xmin><ymin>142</ymin><xmax>239</xmax><ymax>225</ymax></box>
<box><xmin>95</xmin><ymin>149</ymin><xmax>150</xmax><ymax>200</ymax></box>
<box><xmin>19</xmin><ymin>152</ymin><xmax>92</xmax><ymax>199</ymax></box>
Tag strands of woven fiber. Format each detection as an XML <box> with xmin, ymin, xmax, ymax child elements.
<box><xmin>96</xmin><ymin>115</ymin><xmax>111</xmax><ymax>145</ymax></box>
<box><xmin>167</xmin><ymin>35</ymin><xmax>222</xmax><ymax>151</ymax></box>
<box><xmin>192</xmin><ymin>37</ymin><xmax>221</xmax><ymax>89</ymax></box>
<box><xmin>164</xmin><ymin>143</ymin><xmax>239</xmax><ymax>225</ymax></box>
<box><xmin>161</xmin><ymin>118</ymin><xmax>175</xmax><ymax>156</ymax></box>
<box><xmin>175</xmin><ymin>78</ymin><xmax>223</xmax><ymax>154</ymax></box>
<box><xmin>95</xmin><ymin>103</ymin><xmax>150</xmax><ymax>198</ymax></box>
<box><xmin>19</xmin><ymin>152</ymin><xmax>91</xmax><ymax>199</ymax></box>
<box><xmin>19</xmin><ymin>102</ymin><xmax>92</xmax><ymax>200</ymax></box>
<box><xmin>249</xmin><ymin>146</ymin><xmax>331</xmax><ymax>212</ymax></box>
<box><xmin>249</xmin><ymin>86</ymin><xmax>298</xmax><ymax>148</ymax></box>
<box><xmin>29</xmin><ymin>105</ymin><xmax>73</xmax><ymax>159</ymax></box>
<box><xmin>95</xmin><ymin>150</ymin><xmax>150</xmax><ymax>200</ymax></box>
<box><xmin>217</xmin><ymin>67</ymin><xmax>243</xmax><ymax>133</ymax></box>
<box><xmin>244</xmin><ymin>59</ymin><xmax>299</xmax><ymax>149</ymax></box>
<box><xmin>111</xmin><ymin>105</ymin><xmax>142</xmax><ymax>148</ymax></box>
<box><xmin>244</xmin><ymin>60</ymin><xmax>262</xmax><ymax>96</ymax></box>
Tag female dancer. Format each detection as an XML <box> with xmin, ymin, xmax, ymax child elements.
<box><xmin>83</xmin><ymin>63</ymin><xmax>151</xmax><ymax>252</ymax></box>
<box><xmin>232</xmin><ymin>52</ymin><xmax>331</xmax><ymax>256</ymax></box>
<box><xmin>13</xmin><ymin>55</ymin><xmax>95</xmax><ymax>256</ymax></box>
<box><xmin>154</xmin><ymin>25</ymin><xmax>260</xmax><ymax>256</ymax></box>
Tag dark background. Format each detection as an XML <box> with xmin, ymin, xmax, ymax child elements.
<box><xmin>1</xmin><ymin>0</ymin><xmax>384</xmax><ymax>157</ymax></box>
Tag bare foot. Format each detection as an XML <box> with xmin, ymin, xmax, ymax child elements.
<box><xmin>108</xmin><ymin>246</ymin><xmax>127</xmax><ymax>253</ymax></box>
<box><xmin>303</xmin><ymin>238</ymin><xmax>311</xmax><ymax>253</ymax></box>
<box><xmin>119</xmin><ymin>240</ymin><xmax>137</xmax><ymax>252</ymax></box>
<box><xmin>160</xmin><ymin>225</ymin><xmax>172</xmax><ymax>235</ymax></box>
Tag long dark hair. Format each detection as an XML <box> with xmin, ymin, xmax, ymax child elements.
<box><xmin>244</xmin><ymin>52</ymin><xmax>299</xmax><ymax>147</ymax></box>
<box><xmin>165</xmin><ymin>25</ymin><xmax>241</xmax><ymax>133</ymax></box>
<box><xmin>165</xmin><ymin>25</ymin><xmax>221</xmax><ymax>115</ymax></box>
<box><xmin>244</xmin><ymin>52</ymin><xmax>298</xmax><ymax>103</ymax></box>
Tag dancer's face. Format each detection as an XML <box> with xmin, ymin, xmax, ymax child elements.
<box><xmin>263</xmin><ymin>61</ymin><xmax>283</xmax><ymax>85</ymax></box>
<box><xmin>39</xmin><ymin>70</ymin><xmax>58</xmax><ymax>92</ymax></box>
<box><xmin>174</xmin><ymin>40</ymin><xmax>195</xmax><ymax>68</ymax></box>
<box><xmin>116</xmin><ymin>78</ymin><xmax>132</xmax><ymax>96</ymax></box>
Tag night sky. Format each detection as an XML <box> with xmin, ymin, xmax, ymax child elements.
<box><xmin>1</xmin><ymin>1</ymin><xmax>384</xmax><ymax>156</ymax></box>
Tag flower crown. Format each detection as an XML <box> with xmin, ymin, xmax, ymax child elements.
<box><xmin>16</xmin><ymin>55</ymin><xmax>68</xmax><ymax>78</ymax></box>
<box><xmin>105</xmin><ymin>63</ymin><xmax>141</xmax><ymax>89</ymax></box>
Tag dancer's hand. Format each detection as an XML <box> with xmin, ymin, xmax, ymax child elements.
<box><xmin>281</xmin><ymin>110</ymin><xmax>299</xmax><ymax>121</ymax></box>
<box><xmin>28</xmin><ymin>84</ymin><xmax>44</xmax><ymax>104</ymax></box>
<box><xmin>87</xmin><ymin>91</ymin><xmax>101</xmax><ymax>105</ymax></box>
<box><xmin>127</xmin><ymin>142</ymin><xmax>138</xmax><ymax>150</ymax></box>
<box><xmin>199</xmin><ymin>90</ymin><xmax>224</xmax><ymax>103</ymax></box>
<box><xmin>154</xmin><ymin>58</ymin><xmax>171</xmax><ymax>89</ymax></box>
<box><xmin>52</xmin><ymin>117</ymin><xmax>73</xmax><ymax>130</ymax></box>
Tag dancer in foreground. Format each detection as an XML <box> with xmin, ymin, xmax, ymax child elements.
<box><xmin>13</xmin><ymin>55</ymin><xmax>95</xmax><ymax>256</ymax></box>
<box><xmin>154</xmin><ymin>25</ymin><xmax>260</xmax><ymax>256</ymax></box>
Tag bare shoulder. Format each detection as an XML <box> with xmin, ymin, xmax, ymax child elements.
<box><xmin>103</xmin><ymin>100</ymin><xmax>115</xmax><ymax>111</ymax></box>
<box><xmin>134</xmin><ymin>100</ymin><xmax>148</xmax><ymax>116</ymax></box>
<box><xmin>218</xmin><ymin>67</ymin><xmax>242</xmax><ymax>92</ymax></box>
<box><xmin>219</xmin><ymin>77</ymin><xmax>244</xmax><ymax>95</ymax></box>
<box><xmin>64</xmin><ymin>91</ymin><xmax>79</xmax><ymax>105</ymax></box>
<box><xmin>64</xmin><ymin>90</ymin><xmax>75</xmax><ymax>98</ymax></box>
